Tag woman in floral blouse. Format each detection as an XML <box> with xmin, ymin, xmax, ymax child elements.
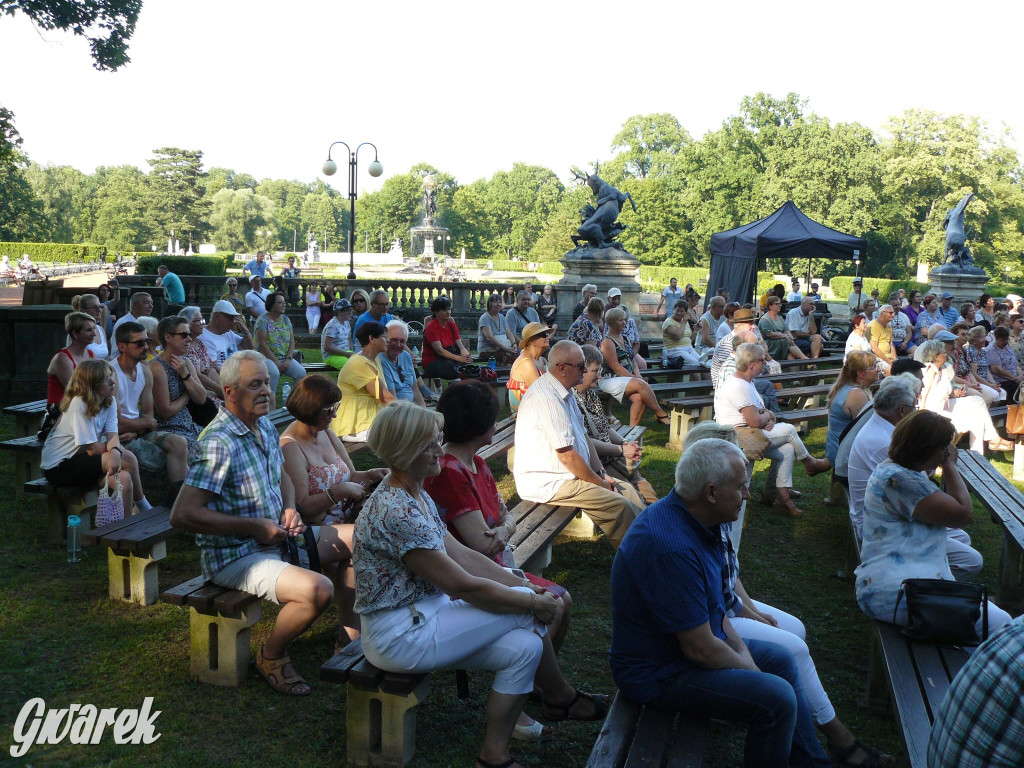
<box><xmin>353</xmin><ymin>401</ymin><xmax>608</xmax><ymax>768</ymax></box>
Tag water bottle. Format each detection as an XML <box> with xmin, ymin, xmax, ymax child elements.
<box><xmin>281</xmin><ymin>381</ymin><xmax>292</xmax><ymax>405</ymax></box>
<box><xmin>488</xmin><ymin>358</ymin><xmax>496</xmax><ymax>371</ymax></box>
<box><xmin>412</xmin><ymin>345</ymin><xmax>421</xmax><ymax>363</ymax></box>
<box><xmin>67</xmin><ymin>514</ymin><xmax>82</xmax><ymax>563</ymax></box>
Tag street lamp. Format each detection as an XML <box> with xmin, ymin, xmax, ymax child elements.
<box><xmin>321</xmin><ymin>141</ymin><xmax>382</xmax><ymax>280</ymax></box>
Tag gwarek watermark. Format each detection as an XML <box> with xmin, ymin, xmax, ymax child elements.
<box><xmin>9</xmin><ymin>697</ymin><xmax>161</xmax><ymax>758</ymax></box>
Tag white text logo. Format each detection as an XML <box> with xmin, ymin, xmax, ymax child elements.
<box><xmin>10</xmin><ymin>697</ymin><xmax>161</xmax><ymax>758</ymax></box>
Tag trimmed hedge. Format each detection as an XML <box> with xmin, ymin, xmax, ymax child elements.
<box><xmin>829</xmin><ymin>276</ymin><xmax>929</xmax><ymax>300</ymax></box>
<box><xmin>637</xmin><ymin>266</ymin><xmax>709</xmax><ymax>290</ymax></box>
<box><xmin>136</xmin><ymin>255</ymin><xmax>228</xmax><ymax>277</ymax></box>
<box><xmin>0</xmin><ymin>242</ymin><xmax>107</xmax><ymax>263</ymax></box>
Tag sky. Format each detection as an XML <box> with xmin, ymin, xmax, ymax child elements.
<box><xmin>3</xmin><ymin>0</ymin><xmax>1023</xmax><ymax>194</ymax></box>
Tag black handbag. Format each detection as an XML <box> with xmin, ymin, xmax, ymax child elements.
<box><xmin>281</xmin><ymin>527</ymin><xmax>322</xmax><ymax>573</ymax></box>
<box><xmin>187</xmin><ymin>396</ymin><xmax>220</xmax><ymax>427</ymax></box>
<box><xmin>893</xmin><ymin>578</ymin><xmax>988</xmax><ymax>647</ymax></box>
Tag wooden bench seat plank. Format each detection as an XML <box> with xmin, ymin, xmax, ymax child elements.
<box><xmin>622</xmin><ymin>707</ymin><xmax>678</xmax><ymax>768</ymax></box>
<box><xmin>348</xmin><ymin>657</ymin><xmax>387</xmax><ymax>691</ymax></box>
<box><xmin>911</xmin><ymin>643</ymin><xmax>959</xmax><ymax>719</ymax></box>
<box><xmin>665</xmin><ymin>715</ymin><xmax>707</xmax><ymax>768</ymax></box>
<box><xmin>161</xmin><ymin>575</ymin><xmax>209</xmax><ymax>606</ymax></box>
<box><xmin>212</xmin><ymin>588</ymin><xmax>261</xmax><ymax>617</ymax></box>
<box><xmin>585</xmin><ymin>692</ymin><xmax>642</xmax><ymax>768</ymax></box>
<box><xmin>186</xmin><ymin>583</ymin><xmax>231</xmax><ymax>613</ymax></box>
<box><xmin>320</xmin><ymin>638</ymin><xmax>367</xmax><ymax>684</ymax></box>
<box><xmin>0</xmin><ymin>435</ymin><xmax>44</xmax><ymax>452</ymax></box>
<box><xmin>82</xmin><ymin>505</ymin><xmax>169</xmax><ymax>543</ymax></box>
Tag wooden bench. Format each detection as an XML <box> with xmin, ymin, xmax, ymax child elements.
<box><xmin>2</xmin><ymin>399</ymin><xmax>46</xmax><ymax>437</ymax></box>
<box><xmin>82</xmin><ymin>506</ymin><xmax>179</xmax><ymax>605</ymax></box>
<box><xmin>24</xmin><ymin>477</ymin><xmax>98</xmax><ymax>542</ymax></box>
<box><xmin>585</xmin><ymin>691</ymin><xmax>707</xmax><ymax>768</ymax></box>
<box><xmin>0</xmin><ymin>433</ymin><xmax>44</xmax><ymax>491</ymax></box>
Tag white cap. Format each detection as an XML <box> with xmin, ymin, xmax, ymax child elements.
<box><xmin>212</xmin><ymin>299</ymin><xmax>240</xmax><ymax>316</ymax></box>
<box><xmin>607</xmin><ymin>287</ymin><xmax>622</xmax><ymax>298</ymax></box>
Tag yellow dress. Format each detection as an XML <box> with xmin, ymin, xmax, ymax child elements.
<box><xmin>332</xmin><ymin>354</ymin><xmax>383</xmax><ymax>436</ymax></box>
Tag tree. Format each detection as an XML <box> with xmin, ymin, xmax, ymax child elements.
<box><xmin>257</xmin><ymin>179</ymin><xmax>309</xmax><ymax>251</ymax></box>
<box><xmin>604</xmin><ymin>113</ymin><xmax>691</xmax><ymax>181</ymax></box>
<box><xmin>91</xmin><ymin>165</ymin><xmax>149</xmax><ymax>251</ymax></box>
<box><xmin>484</xmin><ymin>163</ymin><xmax>563</xmax><ymax>258</ymax></box>
<box><xmin>208</xmin><ymin>188</ymin><xmax>277</xmax><ymax>252</ymax></box>
<box><xmin>24</xmin><ymin>162</ymin><xmax>88</xmax><ymax>242</ymax></box>
<box><xmin>0</xmin><ymin>107</ymin><xmax>46</xmax><ymax>240</ymax></box>
<box><xmin>146</xmin><ymin>147</ymin><xmax>210</xmax><ymax>246</ymax></box>
<box><xmin>300</xmin><ymin>192</ymin><xmax>341</xmax><ymax>252</ymax></box>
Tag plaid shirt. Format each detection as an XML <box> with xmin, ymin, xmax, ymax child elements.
<box><xmin>186</xmin><ymin>407</ymin><xmax>284</xmax><ymax>579</ymax></box>
<box><xmin>927</xmin><ymin>618</ymin><xmax>1024</xmax><ymax>767</ymax></box>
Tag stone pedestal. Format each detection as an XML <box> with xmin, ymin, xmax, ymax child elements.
<box><xmin>556</xmin><ymin>246</ymin><xmax>641</xmax><ymax>330</ymax></box>
<box><xmin>928</xmin><ymin>264</ymin><xmax>989</xmax><ymax>303</ymax></box>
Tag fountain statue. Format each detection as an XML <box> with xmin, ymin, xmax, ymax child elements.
<box><xmin>410</xmin><ymin>174</ymin><xmax>450</xmax><ymax>261</ymax></box>
<box><xmin>929</xmin><ymin>190</ymin><xmax>989</xmax><ymax>298</ymax></box>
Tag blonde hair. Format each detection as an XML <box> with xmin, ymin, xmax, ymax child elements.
<box><xmin>62</xmin><ymin>359</ymin><xmax>115</xmax><ymax>417</ymax></box>
<box><xmin>65</xmin><ymin>311</ymin><xmax>96</xmax><ymax>336</ymax></box>
<box><xmin>368</xmin><ymin>401</ymin><xmax>444</xmax><ymax>473</ymax></box>
<box><xmin>604</xmin><ymin>307</ymin><xmax>626</xmax><ymax>326</ymax></box>
<box><xmin>827</xmin><ymin>350</ymin><xmax>876</xmax><ymax>405</ymax></box>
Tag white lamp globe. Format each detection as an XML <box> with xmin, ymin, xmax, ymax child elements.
<box><xmin>368</xmin><ymin>160</ymin><xmax>383</xmax><ymax>177</ymax></box>
<box><xmin>322</xmin><ymin>159</ymin><xmax>338</xmax><ymax>176</ymax></box>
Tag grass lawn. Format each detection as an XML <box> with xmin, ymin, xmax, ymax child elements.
<box><xmin>1</xmin><ymin>381</ymin><xmax>1018</xmax><ymax>766</ymax></box>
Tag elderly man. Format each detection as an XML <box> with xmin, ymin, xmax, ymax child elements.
<box><xmin>513</xmin><ymin>340</ymin><xmax>641</xmax><ymax>548</ymax></box>
<box><xmin>656</xmin><ymin>277</ymin><xmax>684</xmax><ymax>318</ymax></box>
<box><xmin>695</xmin><ymin>296</ymin><xmax>727</xmax><ymax>353</ymax></box>
<box><xmin>113</xmin><ymin>291</ymin><xmax>154</xmax><ymax>334</ymax></box>
<box><xmin>662</xmin><ymin>299</ymin><xmax>701</xmax><ymax>367</ymax></box>
<box><xmin>574</xmin><ymin>283</ymin><xmax>598</xmax><ymax>321</ymax></box>
<box><xmin>846</xmin><ymin>373</ymin><xmax>981</xmax><ymax>582</ymax></box>
<box><xmin>937</xmin><ymin>291</ymin><xmax>963</xmax><ymax>329</ymax></box>
<box><xmin>113</xmin><ymin>321</ymin><xmax>189</xmax><ymax>485</ymax></box>
<box><xmin>245</xmin><ymin>275</ymin><xmax>272</xmax><ymax>322</ymax></box>
<box><xmin>866</xmin><ymin>304</ymin><xmax>897</xmax><ymax>370</ymax></box>
<box><xmin>610</xmin><ymin>439</ymin><xmax>832</xmax><ymax>768</ymax></box>
<box><xmin>170</xmin><ymin>350</ymin><xmax>342</xmax><ymax>695</ymax></box>
<box><xmin>786</xmin><ymin>297</ymin><xmax>821</xmax><ymax>359</ymax></box>
<box><xmin>242</xmin><ymin>251</ymin><xmax>272</xmax><ymax>279</ymax></box>
<box><xmin>156</xmin><ymin>265</ymin><xmax>186</xmax><ymax>311</ymax></box>
<box><xmin>987</xmin><ymin>326</ymin><xmax>1024</xmax><ymax>400</ymax></box>
<box><xmin>847</xmin><ymin>278</ymin><xmax>865</xmax><ymax>313</ymax></box>
<box><xmin>505</xmin><ymin>289</ymin><xmax>541</xmax><ymax>347</ymax></box>
<box><xmin>710</xmin><ymin>320</ymin><xmax>782</xmax><ymax>411</ymax></box>
<box><xmin>379</xmin><ymin>319</ymin><xmax>426</xmax><ymax>406</ymax></box>
<box><xmin>884</xmin><ymin>292</ymin><xmax>915</xmax><ymax>356</ymax></box>
<box><xmin>352</xmin><ymin>289</ymin><xmax>394</xmax><ymax>353</ymax></box>
<box><xmin>198</xmin><ymin>299</ymin><xmax>255</xmax><ymax>366</ymax></box>
<box><xmin>320</xmin><ymin>299</ymin><xmax>354</xmax><ymax>370</ymax></box>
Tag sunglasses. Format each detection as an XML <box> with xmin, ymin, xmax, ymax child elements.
<box><xmin>559</xmin><ymin>361</ymin><xmax>586</xmax><ymax>372</ymax></box>
<box><xmin>321</xmin><ymin>403</ymin><xmax>340</xmax><ymax>416</ymax></box>
<box><xmin>169</xmin><ymin>331</ymin><xmax>192</xmax><ymax>339</ymax></box>
<box><xmin>126</xmin><ymin>339</ymin><xmax>149</xmax><ymax>348</ymax></box>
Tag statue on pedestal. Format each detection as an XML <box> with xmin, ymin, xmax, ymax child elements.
<box><xmin>941</xmin><ymin>192</ymin><xmax>978</xmax><ymax>270</ymax></box>
<box><xmin>570</xmin><ymin>171</ymin><xmax>637</xmax><ymax>250</ymax></box>
<box><xmin>423</xmin><ymin>175</ymin><xmax>438</xmax><ymax>226</ymax></box>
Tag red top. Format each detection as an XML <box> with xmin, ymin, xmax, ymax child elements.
<box><xmin>47</xmin><ymin>348</ymin><xmax>93</xmax><ymax>405</ymax></box>
<box><xmin>424</xmin><ymin>454</ymin><xmax>501</xmax><ymax>545</ymax></box>
<box><xmin>421</xmin><ymin>318</ymin><xmax>461</xmax><ymax>368</ymax></box>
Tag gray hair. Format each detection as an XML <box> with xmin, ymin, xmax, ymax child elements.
<box><xmin>137</xmin><ymin>315</ymin><xmax>158</xmax><ymax>336</ymax></box>
<box><xmin>729</xmin><ymin>330</ymin><xmax>756</xmax><ymax>351</ymax></box>
<box><xmin>682</xmin><ymin>421</ymin><xmax>739</xmax><ymax>451</ymax></box>
<box><xmin>581</xmin><ymin>343</ymin><xmax>603</xmax><ymax>366</ymax></box>
<box><xmin>369</xmin><ymin>289</ymin><xmax>389</xmax><ymax>304</ymax></box>
<box><xmin>874</xmin><ymin>374</ymin><xmax>921</xmax><ymax>414</ymax></box>
<box><xmin>967</xmin><ymin>326</ymin><xmax>988</xmax><ymax>342</ymax></box>
<box><xmin>916</xmin><ymin>339</ymin><xmax>946</xmax><ymax>365</ymax></box>
<box><xmin>385</xmin><ymin>318</ymin><xmax>410</xmax><ymax>337</ymax></box>
<box><xmin>179</xmin><ymin>305</ymin><xmax>203</xmax><ymax>322</ymax></box>
<box><xmin>516</xmin><ymin>289</ymin><xmax>532</xmax><ymax>300</ymax></box>
<box><xmin>582</xmin><ymin>284</ymin><xmax>597</xmax><ymax>294</ymax></box>
<box><xmin>130</xmin><ymin>292</ymin><xmax>151</xmax><ymax>311</ymax></box>
<box><xmin>925</xmin><ymin>323</ymin><xmax>946</xmax><ymax>340</ymax></box>
<box><xmin>734</xmin><ymin>342</ymin><xmax>765</xmax><ymax>372</ymax></box>
<box><xmin>604</xmin><ymin>307</ymin><xmax>626</xmax><ymax>326</ymax></box>
<box><xmin>549</xmin><ymin>339</ymin><xmax>583</xmax><ymax>366</ymax></box>
<box><xmin>709</xmin><ymin>296</ymin><xmax>726</xmax><ymax>309</ymax></box>
<box><xmin>221</xmin><ymin>350</ymin><xmax>268</xmax><ymax>390</ymax></box>
<box><xmin>674</xmin><ymin>438</ymin><xmax>746</xmax><ymax>503</ymax></box>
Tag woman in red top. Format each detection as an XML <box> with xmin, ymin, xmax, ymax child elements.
<box><xmin>421</xmin><ymin>296</ymin><xmax>472</xmax><ymax>380</ymax></box>
<box><xmin>46</xmin><ymin>311</ymin><xmax>96</xmax><ymax>405</ymax></box>
<box><xmin>425</xmin><ymin>382</ymin><xmax>606</xmax><ymax>739</ymax></box>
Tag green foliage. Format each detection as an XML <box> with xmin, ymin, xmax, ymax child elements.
<box><xmin>637</xmin><ymin>266</ymin><xmax>709</xmax><ymax>290</ymax></box>
<box><xmin>0</xmin><ymin>242</ymin><xmax>106</xmax><ymax>262</ymax></box>
<box><xmin>146</xmin><ymin>147</ymin><xmax>211</xmax><ymax>245</ymax></box>
<box><xmin>136</xmin><ymin>254</ymin><xmax>227</xmax><ymax>276</ymax></box>
<box><xmin>209</xmin><ymin>188</ymin><xmax>276</xmax><ymax>252</ymax></box>
<box><xmin>829</xmin><ymin>276</ymin><xmax>930</xmax><ymax>299</ymax></box>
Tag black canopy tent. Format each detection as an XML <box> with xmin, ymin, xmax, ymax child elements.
<box><xmin>707</xmin><ymin>201</ymin><xmax>867</xmax><ymax>306</ymax></box>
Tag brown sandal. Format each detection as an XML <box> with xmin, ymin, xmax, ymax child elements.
<box><xmin>256</xmin><ymin>645</ymin><xmax>311</xmax><ymax>696</ymax></box>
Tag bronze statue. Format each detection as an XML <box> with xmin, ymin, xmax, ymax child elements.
<box><xmin>422</xmin><ymin>175</ymin><xmax>438</xmax><ymax>226</ymax></box>
<box><xmin>570</xmin><ymin>171</ymin><xmax>637</xmax><ymax>249</ymax></box>
<box><xmin>942</xmin><ymin>192</ymin><xmax>976</xmax><ymax>269</ymax></box>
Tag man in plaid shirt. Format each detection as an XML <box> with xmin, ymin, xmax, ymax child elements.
<box><xmin>170</xmin><ymin>350</ymin><xmax>334</xmax><ymax>696</ymax></box>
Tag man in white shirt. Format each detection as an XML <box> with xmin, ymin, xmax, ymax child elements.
<box><xmin>113</xmin><ymin>292</ymin><xmax>154</xmax><ymax>335</ymax></box>
<box><xmin>847</xmin><ymin>278</ymin><xmax>865</xmax><ymax>313</ymax></box>
<box><xmin>785</xmin><ymin>297</ymin><xmax>821</xmax><ymax>358</ymax></box>
<box><xmin>112</xmin><ymin>320</ymin><xmax>189</xmax><ymax>483</ymax></box>
<box><xmin>786</xmin><ymin>278</ymin><xmax>803</xmax><ymax>303</ymax></box>
<box><xmin>199</xmin><ymin>300</ymin><xmax>254</xmax><ymax>366</ymax></box>
<box><xmin>513</xmin><ymin>340</ymin><xmax>641</xmax><ymax>548</ymax></box>
<box><xmin>885</xmin><ymin>292</ymin><xmax>916</xmax><ymax>356</ymax></box>
<box><xmin>245</xmin><ymin>275</ymin><xmax>272</xmax><ymax>322</ymax></box>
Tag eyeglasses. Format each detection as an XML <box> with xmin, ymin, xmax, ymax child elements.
<box><xmin>321</xmin><ymin>403</ymin><xmax>340</xmax><ymax>417</ymax></box>
<box><xmin>169</xmin><ymin>331</ymin><xmax>192</xmax><ymax>339</ymax></box>
<box><xmin>559</xmin><ymin>361</ymin><xmax>587</xmax><ymax>372</ymax></box>
<box><xmin>127</xmin><ymin>339</ymin><xmax>148</xmax><ymax>348</ymax></box>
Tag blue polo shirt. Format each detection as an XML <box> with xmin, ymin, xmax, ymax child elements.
<box><xmin>379</xmin><ymin>350</ymin><xmax>416</xmax><ymax>401</ymax></box>
<box><xmin>161</xmin><ymin>271</ymin><xmax>185</xmax><ymax>304</ymax></box>
<box><xmin>609</xmin><ymin>490</ymin><xmax>727</xmax><ymax>704</ymax></box>
<box><xmin>352</xmin><ymin>311</ymin><xmax>395</xmax><ymax>353</ymax></box>
<box><xmin>244</xmin><ymin>259</ymin><xmax>271</xmax><ymax>278</ymax></box>
<box><xmin>938</xmin><ymin>305</ymin><xmax>962</xmax><ymax>329</ymax></box>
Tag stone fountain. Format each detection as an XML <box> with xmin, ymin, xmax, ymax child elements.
<box><xmin>409</xmin><ymin>175</ymin><xmax>451</xmax><ymax>261</ymax></box>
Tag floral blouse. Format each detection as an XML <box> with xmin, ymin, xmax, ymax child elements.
<box><xmin>573</xmin><ymin>387</ymin><xmax>612</xmax><ymax>443</ymax></box>
<box><xmin>352</xmin><ymin>484</ymin><xmax>446</xmax><ymax>614</ymax></box>
<box><xmin>967</xmin><ymin>344</ymin><xmax>992</xmax><ymax>382</ymax></box>
<box><xmin>854</xmin><ymin>459</ymin><xmax>948</xmax><ymax>623</ymax></box>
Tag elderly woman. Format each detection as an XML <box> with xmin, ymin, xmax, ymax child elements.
<box><xmin>179</xmin><ymin>306</ymin><xmax>222</xmax><ymax>397</ymax></box>
<box><xmin>536</xmin><ymin>284</ymin><xmax>557</xmax><ymax>328</ymax></box>
<box><xmin>507</xmin><ymin>321</ymin><xmax>553</xmax><ymax>413</ymax></box>
<box><xmin>150</xmin><ymin>316</ymin><xmax>205</xmax><ymax>449</ymax></box>
<box><xmin>843</xmin><ymin>314</ymin><xmax>871</xmax><ymax>360</ymax></box>
<box><xmin>684</xmin><ymin>422</ymin><xmax>893</xmax><ymax>768</ymax></box>
<box><xmin>71</xmin><ymin>293</ymin><xmax>110</xmax><ymax>360</ymax></box>
<box><xmin>855</xmin><ymin>411</ymin><xmax>1012</xmax><ymax>633</ymax></box>
<box><xmin>977</xmin><ymin>293</ymin><xmax>997</xmax><ymax>329</ymax></box>
<box><xmin>947</xmin><ymin>322</ymin><xmax>993</xmax><ymax>404</ymax></box>
<box><xmin>477</xmin><ymin>293</ymin><xmax>518</xmax><ymax>366</ymax></box>
<box><xmin>426</xmin><ymin>381</ymin><xmax>589</xmax><ymax>742</ymax></box>
<box><xmin>305</xmin><ymin>282</ymin><xmax>323</xmax><ymax>333</ymax></box>
<box><xmin>825</xmin><ymin>351</ymin><xmax>877</xmax><ymax>466</ymax></box>
<box><xmin>138</xmin><ymin>316</ymin><xmax>159</xmax><ymax>359</ymax></box>
<box><xmin>965</xmin><ymin>325</ymin><xmax>1003</xmax><ymax>403</ymax></box>
<box><xmin>332</xmin><ymin>321</ymin><xmax>395</xmax><ymax>442</ymax></box>
<box><xmin>48</xmin><ymin>311</ymin><xmax>97</xmax><ymax>405</ymax></box>
<box><xmin>601</xmin><ymin>307</ymin><xmax>670</xmax><ymax>426</ymax></box>
<box><xmin>575</xmin><ymin>345</ymin><xmax>657</xmax><ymax>504</ymax></box>
<box><xmin>422</xmin><ymin>296</ymin><xmax>473</xmax><ymax>380</ymax></box>
<box><xmin>567</xmin><ymin>297</ymin><xmax>605</xmax><ymax>349</ymax></box>
<box><xmin>41</xmin><ymin>359</ymin><xmax>151</xmax><ymax>515</ymax></box>
<box><xmin>354</xmin><ymin>401</ymin><xmax>608</xmax><ymax>768</ymax></box>
<box><xmin>255</xmin><ymin>291</ymin><xmax>306</xmax><ymax>401</ymax></box>
<box><xmin>917</xmin><ymin>339</ymin><xmax>1012</xmax><ymax>454</ymax></box>
<box><xmin>959</xmin><ymin>302</ymin><xmax>978</xmax><ymax>329</ymax></box>
<box><xmin>219</xmin><ymin>278</ymin><xmax>245</xmax><ymax>315</ymax></box>
<box><xmin>759</xmin><ymin>295</ymin><xmax>805</xmax><ymax>360</ymax></box>
<box><xmin>913</xmin><ymin>294</ymin><xmax>943</xmax><ymax>341</ymax></box>
<box><xmin>279</xmin><ymin>375</ymin><xmax>389</xmax><ymax>648</ymax></box>
<box><xmin>714</xmin><ymin>343</ymin><xmax>829</xmax><ymax>517</ymax></box>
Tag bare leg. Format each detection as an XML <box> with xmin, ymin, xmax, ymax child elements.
<box><xmin>810</xmin><ymin>334</ymin><xmax>822</xmax><ymax>358</ymax></box>
<box><xmin>118</xmin><ymin>448</ymin><xmax>144</xmax><ymax>503</ymax></box>
<box><xmin>318</xmin><ymin>524</ymin><xmax>360</xmax><ymax>642</ymax></box>
<box><xmin>788</xmin><ymin>344</ymin><xmax>808</xmax><ymax>360</ymax></box>
<box><xmin>264</xmin><ymin>566</ymin><xmax>334</xmax><ymax>686</ymax></box>
<box><xmin>624</xmin><ymin>379</ymin><xmax>667</xmax><ymax>425</ymax></box>
<box><xmin>101</xmin><ymin>451</ymin><xmax>135</xmax><ymax>511</ymax></box>
<box><xmin>549</xmin><ymin>591</ymin><xmax>572</xmax><ymax>654</ymax></box>
<box><xmin>163</xmin><ymin>434</ymin><xmax>189</xmax><ymax>484</ymax></box>
<box><xmin>477</xmin><ymin>691</ymin><xmax>526</xmax><ymax>768</ymax></box>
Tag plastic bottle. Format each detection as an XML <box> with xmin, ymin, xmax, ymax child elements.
<box><xmin>67</xmin><ymin>514</ymin><xmax>82</xmax><ymax>563</ymax></box>
<box><xmin>488</xmin><ymin>358</ymin><xmax>496</xmax><ymax>371</ymax></box>
<box><xmin>412</xmin><ymin>346</ymin><xmax>421</xmax><ymax>363</ymax></box>
<box><xmin>281</xmin><ymin>381</ymin><xmax>292</xmax><ymax>405</ymax></box>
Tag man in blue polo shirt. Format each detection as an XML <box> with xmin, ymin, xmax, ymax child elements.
<box><xmin>242</xmin><ymin>251</ymin><xmax>273</xmax><ymax>279</ymax></box>
<box><xmin>937</xmin><ymin>291</ymin><xmax>963</xmax><ymax>329</ymax></box>
<box><xmin>610</xmin><ymin>439</ymin><xmax>830</xmax><ymax>768</ymax></box>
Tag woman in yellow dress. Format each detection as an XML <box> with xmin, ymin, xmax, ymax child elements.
<box><xmin>331</xmin><ymin>320</ymin><xmax>395</xmax><ymax>442</ymax></box>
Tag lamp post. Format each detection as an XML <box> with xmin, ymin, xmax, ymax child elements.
<box><xmin>321</xmin><ymin>141</ymin><xmax>383</xmax><ymax>280</ymax></box>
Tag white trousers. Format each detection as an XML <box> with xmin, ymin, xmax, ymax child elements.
<box><xmin>946</xmin><ymin>528</ymin><xmax>983</xmax><ymax>582</ymax></box>
<box><xmin>731</xmin><ymin>600</ymin><xmax>836</xmax><ymax>726</ymax></box>
<box><xmin>306</xmin><ymin>307</ymin><xmax>321</xmax><ymax>333</ymax></box>
<box><xmin>665</xmin><ymin>345</ymin><xmax>701</xmax><ymax>366</ymax></box>
<box><xmin>361</xmin><ymin>590</ymin><xmax>545</xmax><ymax>695</ymax></box>
<box><xmin>763</xmin><ymin>423</ymin><xmax>810</xmax><ymax>488</ymax></box>
<box><xmin>938</xmin><ymin>395</ymin><xmax>998</xmax><ymax>453</ymax></box>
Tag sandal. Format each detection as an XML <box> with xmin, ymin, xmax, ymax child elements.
<box><xmin>827</xmin><ymin>738</ymin><xmax>894</xmax><ymax>767</ymax></box>
<box><xmin>512</xmin><ymin>719</ymin><xmax>553</xmax><ymax>742</ymax></box>
<box><xmin>256</xmin><ymin>645</ymin><xmax>311</xmax><ymax>696</ymax></box>
<box><xmin>656</xmin><ymin>414</ymin><xmax>671</xmax><ymax>426</ymax></box>
<box><xmin>541</xmin><ymin>689</ymin><xmax>610</xmax><ymax>721</ymax></box>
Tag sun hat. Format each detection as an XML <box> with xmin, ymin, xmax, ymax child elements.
<box><xmin>733</xmin><ymin>308</ymin><xmax>755</xmax><ymax>324</ymax></box>
<box><xmin>212</xmin><ymin>299</ymin><xmax>240</xmax><ymax>316</ymax></box>
<box><xmin>519</xmin><ymin>321</ymin><xmax>554</xmax><ymax>349</ymax></box>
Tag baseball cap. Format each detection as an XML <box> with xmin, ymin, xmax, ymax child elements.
<box><xmin>941</xmin><ymin>291</ymin><xmax>955</xmax><ymax>299</ymax></box>
<box><xmin>852</xmin><ymin>277</ymin><xmax>863</xmax><ymax>284</ymax></box>
<box><xmin>607</xmin><ymin>287</ymin><xmax>622</xmax><ymax>298</ymax></box>
<box><xmin>212</xmin><ymin>299</ymin><xmax>240</xmax><ymax>316</ymax></box>
<box><xmin>333</xmin><ymin>299</ymin><xmax>352</xmax><ymax>312</ymax></box>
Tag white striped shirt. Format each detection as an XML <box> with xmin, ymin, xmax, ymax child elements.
<box><xmin>513</xmin><ymin>371</ymin><xmax>592</xmax><ymax>502</ymax></box>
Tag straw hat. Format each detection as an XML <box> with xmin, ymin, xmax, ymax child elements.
<box><xmin>519</xmin><ymin>321</ymin><xmax>554</xmax><ymax>349</ymax></box>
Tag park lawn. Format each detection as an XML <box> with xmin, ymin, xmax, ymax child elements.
<box><xmin>0</xmin><ymin>398</ymin><xmax>1014</xmax><ymax>767</ymax></box>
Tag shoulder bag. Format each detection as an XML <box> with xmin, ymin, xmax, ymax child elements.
<box><xmin>1006</xmin><ymin>387</ymin><xmax>1024</xmax><ymax>435</ymax></box>
<box><xmin>734</xmin><ymin>425</ymin><xmax>770</xmax><ymax>462</ymax></box>
<box><xmin>893</xmin><ymin>578</ymin><xmax>987</xmax><ymax>647</ymax></box>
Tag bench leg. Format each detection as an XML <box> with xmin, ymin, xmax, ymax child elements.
<box><xmin>14</xmin><ymin>454</ymin><xmax>42</xmax><ymax>495</ymax></box>
<box><xmin>188</xmin><ymin>602</ymin><xmax>263</xmax><ymax>687</ymax></box>
<box><xmin>562</xmin><ymin>512</ymin><xmax>596</xmax><ymax>539</ymax></box>
<box><xmin>860</xmin><ymin>630</ymin><xmax>890</xmax><ymax>714</ymax></box>
<box><xmin>107</xmin><ymin>542</ymin><xmax>166</xmax><ymax>605</ymax></box>
<box><xmin>519</xmin><ymin>544</ymin><xmax>552</xmax><ymax>577</ymax></box>
<box><xmin>346</xmin><ymin>678</ymin><xmax>431</xmax><ymax>767</ymax></box>
<box><xmin>999</xmin><ymin>530</ymin><xmax>1024</xmax><ymax>601</ymax></box>
<box><xmin>666</xmin><ymin>409</ymin><xmax>695</xmax><ymax>451</ymax></box>
<box><xmin>45</xmin><ymin>491</ymin><xmax>96</xmax><ymax>543</ymax></box>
